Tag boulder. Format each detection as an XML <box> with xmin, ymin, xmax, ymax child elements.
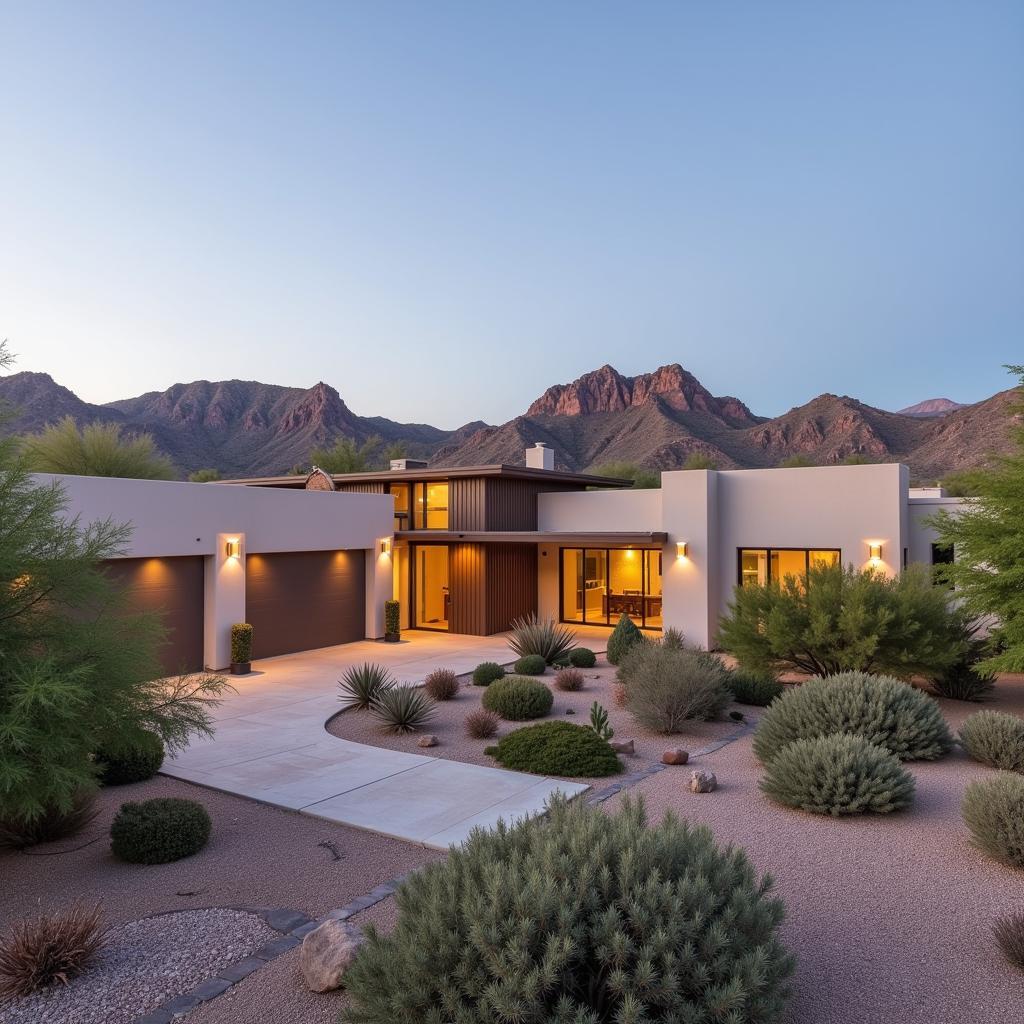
<box><xmin>690</xmin><ymin>769</ymin><xmax>717</xmax><ymax>793</ymax></box>
<box><xmin>300</xmin><ymin>920</ymin><xmax>363</xmax><ymax>992</ymax></box>
<box><xmin>417</xmin><ymin>734</ymin><xmax>438</xmax><ymax>748</ymax></box>
<box><xmin>661</xmin><ymin>748</ymin><xmax>689</xmax><ymax>765</ymax></box>
<box><xmin>610</xmin><ymin>739</ymin><xmax>634</xmax><ymax>756</ymax></box>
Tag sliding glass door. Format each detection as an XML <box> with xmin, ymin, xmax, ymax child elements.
<box><xmin>560</xmin><ymin>547</ymin><xmax>662</xmax><ymax>630</ymax></box>
<box><xmin>412</xmin><ymin>544</ymin><xmax>449</xmax><ymax>630</ymax></box>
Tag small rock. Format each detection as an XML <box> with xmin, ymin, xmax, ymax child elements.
<box><xmin>729</xmin><ymin>710</ymin><xmax>745</xmax><ymax>722</ymax></box>
<box><xmin>300</xmin><ymin>919</ymin><xmax>363</xmax><ymax>992</ymax></box>
<box><xmin>417</xmin><ymin>734</ymin><xmax>438</xmax><ymax>748</ymax></box>
<box><xmin>565</xmin><ymin>708</ymin><xmax>576</xmax><ymax>715</ymax></box>
<box><xmin>610</xmin><ymin>739</ymin><xmax>634</xmax><ymax>755</ymax></box>
<box><xmin>690</xmin><ymin>769</ymin><xmax>717</xmax><ymax>793</ymax></box>
<box><xmin>661</xmin><ymin>748</ymin><xmax>689</xmax><ymax>765</ymax></box>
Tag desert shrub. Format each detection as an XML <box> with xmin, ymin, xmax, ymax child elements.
<box><xmin>729</xmin><ymin>671</ymin><xmax>785</xmax><ymax>707</ymax></box>
<box><xmin>567</xmin><ymin>647</ymin><xmax>596</xmax><ymax>668</ymax></box>
<box><xmin>606</xmin><ymin>612</ymin><xmax>644</xmax><ymax>666</ymax></box>
<box><xmin>465</xmin><ymin>708</ymin><xmax>499</xmax><ymax>739</ymax></box>
<box><xmin>507</xmin><ymin>614</ymin><xmax>576</xmax><ymax>664</ymax></box>
<box><xmin>960</xmin><ymin>711</ymin><xmax>1024</xmax><ymax>773</ymax></box>
<box><xmin>0</xmin><ymin>903</ymin><xmax>105</xmax><ymax>999</ymax></box>
<box><xmin>370</xmin><ymin>687</ymin><xmax>437</xmax><ymax>734</ymax></box>
<box><xmin>472</xmin><ymin>662</ymin><xmax>505</xmax><ymax>687</ymax></box>
<box><xmin>717</xmin><ymin>561</ymin><xmax>965</xmax><ymax>680</ymax></box>
<box><xmin>661</xmin><ymin>626</ymin><xmax>686</xmax><ymax>650</ymax></box>
<box><xmin>339</xmin><ymin>663</ymin><xmax>393</xmax><ymax>710</ymax></box>
<box><xmin>95</xmin><ymin>730</ymin><xmax>164</xmax><ymax>785</ymax></box>
<box><xmin>491</xmin><ymin>721</ymin><xmax>621</xmax><ymax>777</ymax></box>
<box><xmin>752</xmin><ymin>672</ymin><xmax>953</xmax><ymax>765</ymax></box>
<box><xmin>482</xmin><ymin>676</ymin><xmax>553</xmax><ymax>721</ymax></box>
<box><xmin>423</xmin><ymin>668</ymin><xmax>459</xmax><ymax>701</ymax></box>
<box><xmin>553</xmin><ymin>667</ymin><xmax>585</xmax><ymax>691</ymax></box>
<box><xmin>993</xmin><ymin>911</ymin><xmax>1024</xmax><ymax>971</ymax></box>
<box><xmin>110</xmin><ymin>797</ymin><xmax>211</xmax><ymax>864</ymax></box>
<box><xmin>760</xmin><ymin>734</ymin><xmax>915</xmax><ymax>816</ymax></box>
<box><xmin>963</xmin><ymin>774</ymin><xmax>1024</xmax><ymax>869</ymax></box>
<box><xmin>230</xmin><ymin>622</ymin><xmax>253</xmax><ymax>664</ymax></box>
<box><xmin>589</xmin><ymin>701</ymin><xmax>614</xmax><ymax>741</ymax></box>
<box><xmin>513</xmin><ymin>654</ymin><xmax>547</xmax><ymax>676</ymax></box>
<box><xmin>932</xmin><ymin>664</ymin><xmax>996</xmax><ymax>702</ymax></box>
<box><xmin>0</xmin><ymin>791</ymin><xmax>98</xmax><ymax>850</ymax></box>
<box><xmin>341</xmin><ymin>795</ymin><xmax>794</xmax><ymax>1023</ymax></box>
<box><xmin>625</xmin><ymin>645</ymin><xmax>732</xmax><ymax>733</ymax></box>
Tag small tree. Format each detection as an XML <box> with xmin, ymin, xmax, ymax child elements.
<box><xmin>590</xmin><ymin>461</ymin><xmax>660</xmax><ymax>488</ymax></box>
<box><xmin>309</xmin><ymin>435</ymin><xmax>383</xmax><ymax>474</ymax></box>
<box><xmin>22</xmin><ymin>417</ymin><xmax>177</xmax><ymax>479</ymax></box>
<box><xmin>682</xmin><ymin>452</ymin><xmax>718</xmax><ymax>470</ymax></box>
<box><xmin>778</xmin><ymin>454</ymin><xmax>815</xmax><ymax>468</ymax></box>
<box><xmin>606</xmin><ymin>612</ymin><xmax>644</xmax><ymax>665</ymax></box>
<box><xmin>188</xmin><ymin>468</ymin><xmax>221</xmax><ymax>482</ymax></box>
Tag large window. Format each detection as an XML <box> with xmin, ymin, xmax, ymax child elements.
<box><xmin>560</xmin><ymin>547</ymin><xmax>662</xmax><ymax>629</ymax></box>
<box><xmin>413</xmin><ymin>481</ymin><xmax>449</xmax><ymax>530</ymax></box>
<box><xmin>738</xmin><ymin>548</ymin><xmax>840</xmax><ymax>587</ymax></box>
<box><xmin>390</xmin><ymin>483</ymin><xmax>410</xmax><ymax>532</ymax></box>
<box><xmin>413</xmin><ymin>544</ymin><xmax>449</xmax><ymax>629</ymax></box>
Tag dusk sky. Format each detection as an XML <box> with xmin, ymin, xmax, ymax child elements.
<box><xmin>2</xmin><ymin>1</ymin><xmax>1021</xmax><ymax>428</ymax></box>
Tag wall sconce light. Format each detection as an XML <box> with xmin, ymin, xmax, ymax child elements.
<box><xmin>379</xmin><ymin>537</ymin><xmax>392</xmax><ymax>556</ymax></box>
<box><xmin>225</xmin><ymin>538</ymin><xmax>240</xmax><ymax>559</ymax></box>
<box><xmin>868</xmin><ymin>542</ymin><xmax>882</xmax><ymax>563</ymax></box>
<box><xmin>677</xmin><ymin>541</ymin><xmax>688</xmax><ymax>559</ymax></box>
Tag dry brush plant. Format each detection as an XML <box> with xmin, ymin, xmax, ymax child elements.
<box><xmin>962</xmin><ymin>774</ymin><xmax>1024</xmax><ymax>870</ymax></box>
<box><xmin>464</xmin><ymin>708</ymin><xmax>500</xmax><ymax>740</ymax></box>
<box><xmin>624</xmin><ymin>645</ymin><xmax>732</xmax><ymax>733</ymax></box>
<box><xmin>423</xmin><ymin>668</ymin><xmax>459</xmax><ymax>701</ymax></box>
<box><xmin>553</xmin><ymin>667</ymin><xmax>585</xmax><ymax>691</ymax></box>
<box><xmin>993</xmin><ymin>911</ymin><xmax>1024</xmax><ymax>972</ymax></box>
<box><xmin>507</xmin><ymin>614</ymin><xmax>576</xmax><ymax>665</ymax></box>
<box><xmin>959</xmin><ymin>711</ymin><xmax>1024</xmax><ymax>773</ymax></box>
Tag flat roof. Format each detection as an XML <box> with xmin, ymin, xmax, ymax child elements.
<box><xmin>394</xmin><ymin>530</ymin><xmax>668</xmax><ymax>545</ymax></box>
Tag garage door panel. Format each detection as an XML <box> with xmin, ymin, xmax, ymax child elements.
<box><xmin>245</xmin><ymin>551</ymin><xmax>365</xmax><ymax>658</ymax></box>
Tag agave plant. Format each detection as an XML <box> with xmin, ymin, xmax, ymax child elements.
<box><xmin>339</xmin><ymin>663</ymin><xmax>394</xmax><ymax>710</ymax></box>
<box><xmin>508</xmin><ymin>614</ymin><xmax>577</xmax><ymax>665</ymax></box>
<box><xmin>370</xmin><ymin>686</ymin><xmax>437</xmax><ymax>734</ymax></box>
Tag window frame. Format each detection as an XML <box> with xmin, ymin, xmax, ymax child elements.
<box><xmin>558</xmin><ymin>546</ymin><xmax>663</xmax><ymax>631</ymax></box>
<box><xmin>736</xmin><ymin>547</ymin><xmax>842</xmax><ymax>587</ymax></box>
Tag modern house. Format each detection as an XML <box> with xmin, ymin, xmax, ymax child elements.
<box><xmin>44</xmin><ymin>443</ymin><xmax>962</xmax><ymax>671</ymax></box>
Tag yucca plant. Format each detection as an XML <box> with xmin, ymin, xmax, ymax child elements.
<box><xmin>339</xmin><ymin>663</ymin><xmax>394</xmax><ymax>710</ymax></box>
<box><xmin>370</xmin><ymin>686</ymin><xmax>437</xmax><ymax>734</ymax></box>
<box><xmin>507</xmin><ymin>614</ymin><xmax>576</xmax><ymax>665</ymax></box>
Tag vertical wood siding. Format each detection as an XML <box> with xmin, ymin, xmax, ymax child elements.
<box><xmin>449</xmin><ymin>477</ymin><xmax>486</xmax><ymax>530</ymax></box>
<box><xmin>485</xmin><ymin>543</ymin><xmax>538</xmax><ymax>633</ymax></box>
<box><xmin>448</xmin><ymin>542</ymin><xmax>487</xmax><ymax>635</ymax></box>
<box><xmin>335</xmin><ymin>482</ymin><xmax>387</xmax><ymax>494</ymax></box>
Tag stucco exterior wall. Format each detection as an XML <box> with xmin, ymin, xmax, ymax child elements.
<box><xmin>908</xmin><ymin>495</ymin><xmax>964</xmax><ymax>565</ymax></box>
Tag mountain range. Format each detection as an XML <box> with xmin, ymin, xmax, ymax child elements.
<box><xmin>0</xmin><ymin>363</ymin><xmax>1016</xmax><ymax>482</ymax></box>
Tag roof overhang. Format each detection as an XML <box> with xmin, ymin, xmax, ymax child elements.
<box><xmin>394</xmin><ymin>530</ymin><xmax>667</xmax><ymax>546</ymax></box>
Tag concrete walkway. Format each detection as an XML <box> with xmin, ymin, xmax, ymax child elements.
<box><xmin>164</xmin><ymin>629</ymin><xmax>609</xmax><ymax>848</ymax></box>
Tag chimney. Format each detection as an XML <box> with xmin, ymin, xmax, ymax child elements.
<box><xmin>390</xmin><ymin>458</ymin><xmax>428</xmax><ymax>471</ymax></box>
<box><xmin>525</xmin><ymin>442</ymin><xmax>555</xmax><ymax>471</ymax></box>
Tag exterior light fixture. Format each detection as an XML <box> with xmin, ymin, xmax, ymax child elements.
<box><xmin>225</xmin><ymin>538</ymin><xmax>241</xmax><ymax>559</ymax></box>
<box><xmin>380</xmin><ymin>537</ymin><xmax>392</xmax><ymax>556</ymax></box>
<box><xmin>677</xmin><ymin>541</ymin><xmax>688</xmax><ymax>559</ymax></box>
<box><xmin>868</xmin><ymin>543</ymin><xmax>882</xmax><ymax>563</ymax></box>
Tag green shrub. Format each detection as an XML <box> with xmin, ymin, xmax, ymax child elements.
<box><xmin>465</xmin><ymin>708</ymin><xmax>499</xmax><ymax>739</ymax></box>
<box><xmin>472</xmin><ymin>662</ymin><xmax>505</xmax><ymax>687</ymax></box>
<box><xmin>960</xmin><ymin>711</ymin><xmax>1024</xmax><ymax>773</ymax></box>
<box><xmin>482</xmin><ymin>677</ymin><xmax>553</xmax><ymax>721</ymax></box>
<box><xmin>567</xmin><ymin>647</ymin><xmax>596</xmax><ymax>668</ymax></box>
<box><xmin>95</xmin><ymin>731</ymin><xmax>165</xmax><ymax>786</ymax></box>
<box><xmin>729</xmin><ymin>671</ymin><xmax>785</xmax><ymax>707</ymax></box>
<box><xmin>340</xmin><ymin>795</ymin><xmax>794</xmax><ymax>1023</ymax></box>
<box><xmin>717</xmin><ymin>561</ymin><xmax>965</xmax><ymax>680</ymax></box>
<box><xmin>110</xmin><ymin>797</ymin><xmax>211</xmax><ymax>864</ymax></box>
<box><xmin>491</xmin><ymin>721</ymin><xmax>621</xmax><ymax>777</ymax></box>
<box><xmin>508</xmin><ymin>614</ymin><xmax>576</xmax><ymax>664</ymax></box>
<box><xmin>963</xmin><ymin>774</ymin><xmax>1024</xmax><ymax>869</ymax></box>
<box><xmin>752</xmin><ymin>672</ymin><xmax>953</xmax><ymax>765</ymax></box>
<box><xmin>423</xmin><ymin>668</ymin><xmax>459</xmax><ymax>701</ymax></box>
<box><xmin>0</xmin><ymin>791</ymin><xmax>98</xmax><ymax>851</ymax></box>
<box><xmin>661</xmin><ymin>626</ymin><xmax>686</xmax><ymax>650</ymax></box>
<box><xmin>230</xmin><ymin>622</ymin><xmax>253</xmax><ymax>663</ymax></box>
<box><xmin>760</xmin><ymin>734</ymin><xmax>915</xmax><ymax>816</ymax></box>
<box><xmin>513</xmin><ymin>654</ymin><xmax>547</xmax><ymax>676</ymax></box>
<box><xmin>993</xmin><ymin>911</ymin><xmax>1024</xmax><ymax>971</ymax></box>
<box><xmin>624</xmin><ymin>645</ymin><xmax>732</xmax><ymax>733</ymax></box>
<box><xmin>588</xmin><ymin>701</ymin><xmax>613</xmax><ymax>741</ymax></box>
<box><xmin>606</xmin><ymin>613</ymin><xmax>644</xmax><ymax>666</ymax></box>
<box><xmin>553</xmin><ymin>667</ymin><xmax>584</xmax><ymax>691</ymax></box>
<box><xmin>339</xmin><ymin>663</ymin><xmax>393</xmax><ymax>710</ymax></box>
<box><xmin>370</xmin><ymin>687</ymin><xmax>437</xmax><ymax>734</ymax></box>
<box><xmin>384</xmin><ymin>599</ymin><xmax>400</xmax><ymax>637</ymax></box>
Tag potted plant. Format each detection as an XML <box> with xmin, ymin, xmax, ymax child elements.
<box><xmin>384</xmin><ymin>599</ymin><xmax>401</xmax><ymax>643</ymax></box>
<box><xmin>230</xmin><ymin>622</ymin><xmax>253</xmax><ymax>674</ymax></box>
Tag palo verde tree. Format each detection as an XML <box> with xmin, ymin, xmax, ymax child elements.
<box><xmin>931</xmin><ymin>366</ymin><xmax>1024</xmax><ymax>674</ymax></box>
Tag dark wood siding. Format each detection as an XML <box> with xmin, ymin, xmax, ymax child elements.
<box><xmin>448</xmin><ymin>543</ymin><xmax>486</xmax><ymax>635</ymax></box>
<box><xmin>449</xmin><ymin>478</ymin><xmax>486</xmax><ymax>530</ymax></box>
<box><xmin>103</xmin><ymin>556</ymin><xmax>205</xmax><ymax>676</ymax></box>
<box><xmin>335</xmin><ymin>482</ymin><xmax>387</xmax><ymax>495</ymax></box>
<box><xmin>485</xmin><ymin>543</ymin><xmax>538</xmax><ymax>633</ymax></box>
<box><xmin>245</xmin><ymin>551</ymin><xmax>365</xmax><ymax>658</ymax></box>
<box><xmin>483</xmin><ymin>478</ymin><xmax>578</xmax><ymax>530</ymax></box>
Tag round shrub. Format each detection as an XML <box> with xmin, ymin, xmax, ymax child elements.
<box><xmin>340</xmin><ymin>795</ymin><xmax>794</xmax><ymax>1022</ymax></box>
<box><xmin>481</xmin><ymin>676</ymin><xmax>553</xmax><ymax>721</ymax></box>
<box><xmin>606</xmin><ymin>612</ymin><xmax>644</xmax><ymax>666</ymax></box>
<box><xmin>963</xmin><ymin>774</ymin><xmax>1024</xmax><ymax>869</ymax></box>
<box><xmin>513</xmin><ymin>654</ymin><xmax>547</xmax><ymax>676</ymax></box>
<box><xmin>729</xmin><ymin>671</ymin><xmax>784</xmax><ymax>707</ymax></box>
<box><xmin>95</xmin><ymin>731</ymin><xmax>165</xmax><ymax>785</ymax></box>
<box><xmin>624</xmin><ymin>645</ymin><xmax>732</xmax><ymax>733</ymax></box>
<box><xmin>472</xmin><ymin>662</ymin><xmax>505</xmax><ymax>687</ymax></box>
<box><xmin>465</xmin><ymin>708</ymin><xmax>499</xmax><ymax>739</ymax></box>
<box><xmin>960</xmin><ymin>711</ymin><xmax>1024</xmax><ymax>773</ymax></box>
<box><xmin>760</xmin><ymin>734</ymin><xmax>915</xmax><ymax>816</ymax></box>
<box><xmin>423</xmin><ymin>668</ymin><xmax>459</xmax><ymax>701</ymax></box>
<box><xmin>553</xmin><ymin>667</ymin><xmax>585</xmax><ymax>691</ymax></box>
<box><xmin>491</xmin><ymin>721</ymin><xmax>621</xmax><ymax>777</ymax></box>
<box><xmin>752</xmin><ymin>672</ymin><xmax>953</xmax><ymax>765</ymax></box>
<box><xmin>110</xmin><ymin>797</ymin><xmax>211</xmax><ymax>864</ymax></box>
<box><xmin>567</xmin><ymin>647</ymin><xmax>596</xmax><ymax>668</ymax></box>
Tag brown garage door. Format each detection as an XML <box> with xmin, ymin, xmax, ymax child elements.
<box><xmin>103</xmin><ymin>556</ymin><xmax>205</xmax><ymax>676</ymax></box>
<box><xmin>245</xmin><ymin>550</ymin><xmax>365</xmax><ymax>658</ymax></box>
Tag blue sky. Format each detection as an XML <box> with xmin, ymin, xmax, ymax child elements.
<box><xmin>2</xmin><ymin>1</ymin><xmax>1021</xmax><ymax>428</ymax></box>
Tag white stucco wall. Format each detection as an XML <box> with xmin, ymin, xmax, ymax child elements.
<box><xmin>908</xmin><ymin>495</ymin><xmax>964</xmax><ymax>565</ymax></box>
<box><xmin>537</xmin><ymin>487</ymin><xmax>663</xmax><ymax>532</ymax></box>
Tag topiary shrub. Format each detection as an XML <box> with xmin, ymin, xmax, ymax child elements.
<box><xmin>729</xmin><ymin>671</ymin><xmax>785</xmax><ymax>707</ymax></box>
<box><xmin>553</xmin><ymin>667</ymin><xmax>584</xmax><ymax>691</ymax></box>
<box><xmin>481</xmin><ymin>676</ymin><xmax>553</xmax><ymax>721</ymax></box>
<box><xmin>340</xmin><ymin>795</ymin><xmax>794</xmax><ymax>1022</ymax></box>
<box><xmin>230</xmin><ymin>622</ymin><xmax>253</xmax><ymax>664</ymax></box>
<box><xmin>624</xmin><ymin>645</ymin><xmax>732</xmax><ymax>733</ymax></box>
<box><xmin>606</xmin><ymin>612</ymin><xmax>644</xmax><ymax>666</ymax></box>
<box><xmin>465</xmin><ymin>708</ymin><xmax>499</xmax><ymax>739</ymax></box>
<box><xmin>0</xmin><ymin>791</ymin><xmax>99</xmax><ymax>851</ymax></box>
<box><xmin>567</xmin><ymin>647</ymin><xmax>596</xmax><ymax>668</ymax></box>
<box><xmin>472</xmin><ymin>662</ymin><xmax>506</xmax><ymax>687</ymax></box>
<box><xmin>423</xmin><ymin>668</ymin><xmax>459</xmax><ymax>701</ymax></box>
<box><xmin>370</xmin><ymin>687</ymin><xmax>437</xmax><ymax>734</ymax></box>
<box><xmin>507</xmin><ymin>614</ymin><xmax>576</xmax><ymax>664</ymax></box>
<box><xmin>339</xmin><ymin>663</ymin><xmax>394</xmax><ymax>710</ymax></box>
<box><xmin>963</xmin><ymin>774</ymin><xmax>1024</xmax><ymax>869</ymax></box>
<box><xmin>95</xmin><ymin>731</ymin><xmax>165</xmax><ymax>785</ymax></box>
<box><xmin>752</xmin><ymin>672</ymin><xmax>953</xmax><ymax>765</ymax></box>
<box><xmin>513</xmin><ymin>654</ymin><xmax>547</xmax><ymax>676</ymax></box>
<box><xmin>384</xmin><ymin>599</ymin><xmax>401</xmax><ymax>639</ymax></box>
<box><xmin>960</xmin><ymin>711</ymin><xmax>1024</xmax><ymax>773</ymax></box>
<box><xmin>993</xmin><ymin>911</ymin><xmax>1024</xmax><ymax>971</ymax></box>
<box><xmin>491</xmin><ymin>721</ymin><xmax>621</xmax><ymax>777</ymax></box>
<box><xmin>760</xmin><ymin>734</ymin><xmax>915</xmax><ymax>815</ymax></box>
<box><xmin>110</xmin><ymin>797</ymin><xmax>211</xmax><ymax>864</ymax></box>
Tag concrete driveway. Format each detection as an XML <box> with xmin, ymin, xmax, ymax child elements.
<box><xmin>164</xmin><ymin>629</ymin><xmax>609</xmax><ymax>848</ymax></box>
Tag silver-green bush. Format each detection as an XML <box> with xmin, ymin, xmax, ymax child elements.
<box><xmin>963</xmin><ymin>773</ymin><xmax>1024</xmax><ymax>869</ymax></box>
<box><xmin>481</xmin><ymin>676</ymin><xmax>553</xmax><ymax>721</ymax></box>
<box><xmin>624</xmin><ymin>645</ymin><xmax>732</xmax><ymax>733</ymax></box>
<box><xmin>369</xmin><ymin>686</ymin><xmax>437</xmax><ymax>734</ymax></box>
<box><xmin>960</xmin><ymin>711</ymin><xmax>1024</xmax><ymax>773</ymax></box>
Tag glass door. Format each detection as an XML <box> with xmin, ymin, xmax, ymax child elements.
<box><xmin>413</xmin><ymin>545</ymin><xmax>449</xmax><ymax>630</ymax></box>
